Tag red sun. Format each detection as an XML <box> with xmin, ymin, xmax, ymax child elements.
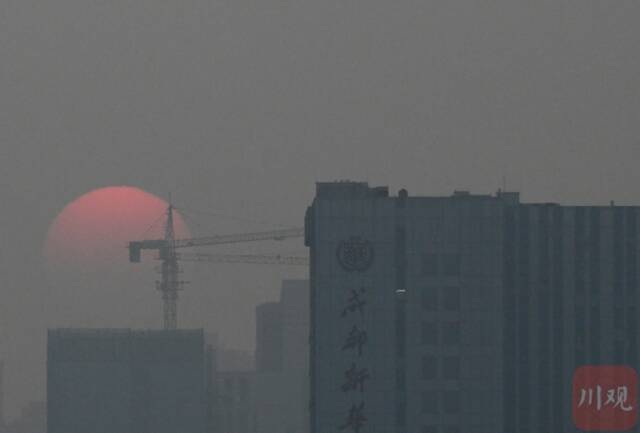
<box><xmin>44</xmin><ymin>186</ymin><xmax>190</xmax><ymax>271</ymax></box>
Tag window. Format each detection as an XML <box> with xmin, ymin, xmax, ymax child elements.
<box><xmin>443</xmin><ymin>390</ymin><xmax>460</xmax><ymax>414</ymax></box>
<box><xmin>443</xmin><ymin>286</ymin><xmax>460</xmax><ymax>311</ymax></box>
<box><xmin>422</xmin><ymin>356</ymin><xmax>437</xmax><ymax>380</ymax></box>
<box><xmin>615</xmin><ymin>340</ymin><xmax>625</xmax><ymax>362</ymax></box>
<box><xmin>422</xmin><ymin>253</ymin><xmax>438</xmax><ymax>276</ymax></box>
<box><xmin>443</xmin><ymin>254</ymin><xmax>461</xmax><ymax>276</ymax></box>
<box><xmin>615</xmin><ymin>282</ymin><xmax>624</xmax><ymax>296</ymax></box>
<box><xmin>443</xmin><ymin>356</ymin><xmax>460</xmax><ymax>380</ymax></box>
<box><xmin>576</xmin><ymin>330</ymin><xmax>586</xmax><ymax>347</ymax></box>
<box><xmin>238</xmin><ymin>377</ymin><xmax>249</xmax><ymax>401</ymax></box>
<box><xmin>442</xmin><ymin>322</ymin><xmax>460</xmax><ymax>346</ymax></box>
<box><xmin>422</xmin><ymin>287</ymin><xmax>438</xmax><ymax>311</ymax></box>
<box><xmin>422</xmin><ymin>321</ymin><xmax>438</xmax><ymax>345</ymax></box>
<box><xmin>396</xmin><ymin>399</ymin><xmax>406</xmax><ymax>426</ymax></box>
<box><xmin>396</xmin><ymin>368</ymin><xmax>406</xmax><ymax>390</ymax></box>
<box><xmin>422</xmin><ymin>391</ymin><xmax>438</xmax><ymax>414</ymax></box>
<box><xmin>614</xmin><ymin>307</ymin><xmax>624</xmax><ymax>330</ymax></box>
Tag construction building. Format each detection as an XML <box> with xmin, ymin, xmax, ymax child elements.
<box><xmin>47</xmin><ymin>328</ymin><xmax>206</xmax><ymax>433</ymax></box>
<box><xmin>305</xmin><ymin>181</ymin><xmax>640</xmax><ymax>433</ymax></box>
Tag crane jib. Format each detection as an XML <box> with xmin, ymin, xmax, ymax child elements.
<box><xmin>127</xmin><ymin>206</ymin><xmax>307</xmax><ymax>330</ymax></box>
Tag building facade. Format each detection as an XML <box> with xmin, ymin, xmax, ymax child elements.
<box><xmin>305</xmin><ymin>181</ymin><xmax>640</xmax><ymax>433</ymax></box>
<box><xmin>502</xmin><ymin>200</ymin><xmax>640</xmax><ymax>433</ymax></box>
<box><xmin>47</xmin><ymin>328</ymin><xmax>206</xmax><ymax>433</ymax></box>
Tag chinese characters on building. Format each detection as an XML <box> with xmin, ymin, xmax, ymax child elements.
<box><xmin>339</xmin><ymin>287</ymin><xmax>369</xmax><ymax>432</ymax></box>
<box><xmin>337</xmin><ymin>237</ymin><xmax>374</xmax><ymax>433</ymax></box>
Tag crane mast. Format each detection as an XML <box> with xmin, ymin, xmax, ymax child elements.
<box><xmin>158</xmin><ymin>205</ymin><xmax>182</xmax><ymax>330</ymax></box>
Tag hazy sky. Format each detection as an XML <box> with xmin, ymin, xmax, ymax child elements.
<box><xmin>2</xmin><ymin>0</ymin><xmax>640</xmax><ymax>419</ymax></box>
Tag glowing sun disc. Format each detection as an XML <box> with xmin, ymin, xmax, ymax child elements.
<box><xmin>43</xmin><ymin>186</ymin><xmax>190</xmax><ymax>271</ymax></box>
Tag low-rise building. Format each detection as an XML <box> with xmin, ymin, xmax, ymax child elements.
<box><xmin>47</xmin><ymin>328</ymin><xmax>206</xmax><ymax>433</ymax></box>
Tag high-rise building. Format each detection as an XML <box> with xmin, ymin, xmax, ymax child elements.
<box><xmin>304</xmin><ymin>181</ymin><xmax>640</xmax><ymax>433</ymax></box>
<box><xmin>47</xmin><ymin>329</ymin><xmax>206</xmax><ymax>433</ymax></box>
<box><xmin>254</xmin><ymin>279</ymin><xmax>310</xmax><ymax>433</ymax></box>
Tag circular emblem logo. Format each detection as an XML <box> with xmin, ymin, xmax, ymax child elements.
<box><xmin>337</xmin><ymin>236</ymin><xmax>374</xmax><ymax>272</ymax></box>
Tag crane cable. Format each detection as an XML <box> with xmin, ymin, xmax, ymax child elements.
<box><xmin>173</xmin><ymin>204</ymin><xmax>294</xmax><ymax>229</ymax></box>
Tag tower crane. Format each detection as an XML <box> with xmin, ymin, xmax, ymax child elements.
<box><xmin>128</xmin><ymin>205</ymin><xmax>307</xmax><ymax>330</ymax></box>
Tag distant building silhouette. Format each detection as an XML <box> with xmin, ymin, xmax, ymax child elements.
<box><xmin>255</xmin><ymin>302</ymin><xmax>283</xmax><ymax>372</ymax></box>
<box><xmin>305</xmin><ymin>181</ymin><xmax>640</xmax><ymax>433</ymax></box>
<box><xmin>207</xmin><ymin>280</ymin><xmax>309</xmax><ymax>433</ymax></box>
<box><xmin>254</xmin><ymin>280</ymin><xmax>309</xmax><ymax>433</ymax></box>
<box><xmin>216</xmin><ymin>347</ymin><xmax>255</xmax><ymax>372</ymax></box>
<box><xmin>213</xmin><ymin>370</ymin><xmax>256</xmax><ymax>433</ymax></box>
<box><xmin>47</xmin><ymin>329</ymin><xmax>206</xmax><ymax>433</ymax></box>
<box><xmin>206</xmin><ymin>334</ymin><xmax>256</xmax><ymax>433</ymax></box>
